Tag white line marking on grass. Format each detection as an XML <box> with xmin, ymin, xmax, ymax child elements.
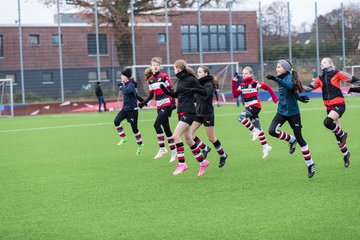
<box><xmin>1</xmin><ymin>104</ymin><xmax>359</xmax><ymax>133</ymax></box>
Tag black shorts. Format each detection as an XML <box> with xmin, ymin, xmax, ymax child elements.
<box><xmin>178</xmin><ymin>113</ymin><xmax>196</xmax><ymax>125</ymax></box>
<box><xmin>246</xmin><ymin>106</ymin><xmax>261</xmax><ymax>119</ymax></box>
<box><xmin>194</xmin><ymin>113</ymin><xmax>215</xmax><ymax>127</ymax></box>
<box><xmin>326</xmin><ymin>104</ymin><xmax>346</xmax><ymax>118</ymax></box>
<box><xmin>114</xmin><ymin>109</ymin><xmax>138</xmax><ymax>125</ymax></box>
<box><xmin>157</xmin><ymin>106</ymin><xmax>172</xmax><ymax>118</ymax></box>
<box><xmin>272</xmin><ymin>112</ymin><xmax>302</xmax><ymax>130</ymax></box>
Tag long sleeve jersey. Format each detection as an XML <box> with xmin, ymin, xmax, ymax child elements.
<box><xmin>232</xmin><ymin>76</ymin><xmax>278</xmax><ymax>109</ymax></box>
<box><xmin>307</xmin><ymin>69</ymin><xmax>360</xmax><ymax>109</ymax></box>
<box><xmin>144</xmin><ymin>71</ymin><xmax>173</xmax><ymax>109</ymax></box>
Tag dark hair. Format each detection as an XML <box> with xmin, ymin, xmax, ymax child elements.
<box><xmin>291</xmin><ymin>69</ymin><xmax>304</xmax><ymax>93</ymax></box>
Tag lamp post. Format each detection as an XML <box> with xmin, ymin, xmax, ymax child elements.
<box><xmin>17</xmin><ymin>0</ymin><xmax>25</xmax><ymax>103</ymax></box>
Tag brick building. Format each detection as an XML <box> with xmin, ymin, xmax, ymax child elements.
<box><xmin>0</xmin><ymin>9</ymin><xmax>258</xmax><ymax>100</ymax></box>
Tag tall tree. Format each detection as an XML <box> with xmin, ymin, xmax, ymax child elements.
<box><xmin>39</xmin><ymin>0</ymin><xmax>243</xmax><ymax>66</ymax></box>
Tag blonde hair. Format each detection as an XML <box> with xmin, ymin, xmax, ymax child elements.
<box><xmin>174</xmin><ymin>59</ymin><xmax>197</xmax><ymax>78</ymax></box>
<box><xmin>151</xmin><ymin>57</ymin><xmax>162</xmax><ymax>65</ymax></box>
<box><xmin>243</xmin><ymin>66</ymin><xmax>253</xmax><ymax>74</ymax></box>
<box><xmin>322</xmin><ymin>57</ymin><xmax>334</xmax><ymax>66</ymax></box>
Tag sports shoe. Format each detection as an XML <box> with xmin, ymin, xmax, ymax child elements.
<box><xmin>198</xmin><ymin>160</ymin><xmax>210</xmax><ymax>177</ymax></box>
<box><xmin>252</xmin><ymin>129</ymin><xmax>261</xmax><ymax>141</ymax></box>
<box><xmin>202</xmin><ymin>146</ymin><xmax>211</xmax><ymax>159</ymax></box>
<box><xmin>343</xmin><ymin>152</ymin><xmax>350</xmax><ymax>168</ymax></box>
<box><xmin>173</xmin><ymin>163</ymin><xmax>188</xmax><ymax>175</ymax></box>
<box><xmin>289</xmin><ymin>139</ymin><xmax>297</xmax><ymax>154</ymax></box>
<box><xmin>154</xmin><ymin>148</ymin><xmax>168</xmax><ymax>159</ymax></box>
<box><xmin>340</xmin><ymin>131</ymin><xmax>348</xmax><ymax>146</ymax></box>
<box><xmin>136</xmin><ymin>144</ymin><xmax>144</xmax><ymax>155</ymax></box>
<box><xmin>219</xmin><ymin>153</ymin><xmax>228</xmax><ymax>168</ymax></box>
<box><xmin>169</xmin><ymin>150</ymin><xmax>177</xmax><ymax>163</ymax></box>
<box><xmin>262</xmin><ymin>145</ymin><xmax>272</xmax><ymax>159</ymax></box>
<box><xmin>307</xmin><ymin>163</ymin><xmax>316</xmax><ymax>178</ymax></box>
<box><xmin>117</xmin><ymin>137</ymin><xmax>128</xmax><ymax>146</ymax></box>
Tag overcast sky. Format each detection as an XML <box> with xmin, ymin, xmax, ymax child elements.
<box><xmin>0</xmin><ymin>0</ymin><xmax>354</xmax><ymax>28</ymax></box>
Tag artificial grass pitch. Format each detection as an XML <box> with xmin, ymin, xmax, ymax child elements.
<box><xmin>1</xmin><ymin>97</ymin><xmax>360</xmax><ymax>239</ymax></box>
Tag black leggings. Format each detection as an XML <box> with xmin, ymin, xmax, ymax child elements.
<box><xmin>154</xmin><ymin>106</ymin><xmax>173</xmax><ymax>137</ymax></box>
<box><xmin>114</xmin><ymin>109</ymin><xmax>139</xmax><ymax>134</ymax></box>
<box><xmin>268</xmin><ymin>112</ymin><xmax>307</xmax><ymax>147</ymax></box>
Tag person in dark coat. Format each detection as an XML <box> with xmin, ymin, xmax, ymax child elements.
<box><xmin>190</xmin><ymin>65</ymin><xmax>228</xmax><ymax>168</ymax></box>
<box><xmin>96</xmin><ymin>81</ymin><xmax>107</xmax><ymax>112</ymax></box>
<box><xmin>160</xmin><ymin>60</ymin><xmax>210</xmax><ymax>176</ymax></box>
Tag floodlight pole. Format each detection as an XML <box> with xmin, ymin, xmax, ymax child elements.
<box><xmin>341</xmin><ymin>3</ymin><xmax>346</xmax><ymax>71</ymax></box>
<box><xmin>227</xmin><ymin>0</ymin><xmax>234</xmax><ymax>77</ymax></box>
<box><xmin>57</xmin><ymin>0</ymin><xmax>65</xmax><ymax>102</ymax></box>
<box><xmin>17</xmin><ymin>0</ymin><xmax>25</xmax><ymax>103</ymax></box>
<box><xmin>94</xmin><ymin>0</ymin><xmax>101</xmax><ymax>81</ymax></box>
<box><xmin>259</xmin><ymin>2</ymin><xmax>264</xmax><ymax>82</ymax></box>
<box><xmin>130</xmin><ymin>0</ymin><xmax>137</xmax><ymax>78</ymax></box>
<box><xmin>164</xmin><ymin>0</ymin><xmax>171</xmax><ymax>76</ymax></box>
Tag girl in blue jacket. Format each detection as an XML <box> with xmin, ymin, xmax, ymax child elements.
<box><xmin>266</xmin><ymin>60</ymin><xmax>316</xmax><ymax>178</ymax></box>
<box><xmin>114</xmin><ymin>68</ymin><xmax>145</xmax><ymax>155</ymax></box>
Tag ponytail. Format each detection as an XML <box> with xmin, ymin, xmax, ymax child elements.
<box><xmin>292</xmin><ymin>69</ymin><xmax>304</xmax><ymax>93</ymax></box>
<box><xmin>174</xmin><ymin>59</ymin><xmax>197</xmax><ymax>78</ymax></box>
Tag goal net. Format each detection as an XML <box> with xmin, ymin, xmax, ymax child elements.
<box><xmin>0</xmin><ymin>79</ymin><xmax>14</xmax><ymax>117</ymax></box>
<box><xmin>124</xmin><ymin>62</ymin><xmax>239</xmax><ymax>108</ymax></box>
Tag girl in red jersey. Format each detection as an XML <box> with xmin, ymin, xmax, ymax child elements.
<box><xmin>139</xmin><ymin>57</ymin><xmax>177</xmax><ymax>162</ymax></box>
<box><xmin>232</xmin><ymin>66</ymin><xmax>279</xmax><ymax>159</ymax></box>
<box><xmin>160</xmin><ymin>60</ymin><xmax>209</xmax><ymax>176</ymax></box>
<box><xmin>305</xmin><ymin>57</ymin><xmax>360</xmax><ymax>168</ymax></box>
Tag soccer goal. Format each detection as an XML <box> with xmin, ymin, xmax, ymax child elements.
<box><xmin>127</xmin><ymin>62</ymin><xmax>239</xmax><ymax>105</ymax></box>
<box><xmin>0</xmin><ymin>79</ymin><xmax>14</xmax><ymax>117</ymax></box>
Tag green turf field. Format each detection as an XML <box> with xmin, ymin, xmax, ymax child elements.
<box><xmin>1</xmin><ymin>97</ymin><xmax>360</xmax><ymax>240</ymax></box>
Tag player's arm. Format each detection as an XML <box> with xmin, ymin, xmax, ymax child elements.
<box><xmin>259</xmin><ymin>82</ymin><xmax>279</xmax><ymax>103</ymax></box>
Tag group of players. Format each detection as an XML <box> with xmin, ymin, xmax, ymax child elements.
<box><xmin>113</xmin><ymin>56</ymin><xmax>360</xmax><ymax>178</ymax></box>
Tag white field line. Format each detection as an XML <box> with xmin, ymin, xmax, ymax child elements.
<box><xmin>0</xmin><ymin>105</ymin><xmax>359</xmax><ymax>134</ymax></box>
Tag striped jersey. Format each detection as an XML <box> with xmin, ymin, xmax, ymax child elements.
<box><xmin>232</xmin><ymin>76</ymin><xmax>278</xmax><ymax>109</ymax></box>
<box><xmin>147</xmin><ymin>72</ymin><xmax>173</xmax><ymax>109</ymax></box>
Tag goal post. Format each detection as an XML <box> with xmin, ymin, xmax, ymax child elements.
<box><xmin>0</xmin><ymin>79</ymin><xmax>14</xmax><ymax>117</ymax></box>
<box><xmin>127</xmin><ymin>62</ymin><xmax>239</xmax><ymax>105</ymax></box>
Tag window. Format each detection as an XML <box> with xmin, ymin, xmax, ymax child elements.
<box><xmin>157</xmin><ymin>33</ymin><xmax>166</xmax><ymax>45</ymax></box>
<box><xmin>88</xmin><ymin>71</ymin><xmax>109</xmax><ymax>82</ymax></box>
<box><xmin>181</xmin><ymin>25</ymin><xmax>198</xmax><ymax>52</ymax></box>
<box><xmin>0</xmin><ymin>35</ymin><xmax>3</xmax><ymax>57</ymax></box>
<box><xmin>183</xmin><ymin>24</ymin><xmax>246</xmax><ymax>53</ymax></box>
<box><xmin>28</xmin><ymin>34</ymin><xmax>40</xmax><ymax>46</ymax></box>
<box><xmin>232</xmin><ymin>25</ymin><xmax>246</xmax><ymax>51</ymax></box>
<box><xmin>42</xmin><ymin>72</ymin><xmax>54</xmax><ymax>84</ymax></box>
<box><xmin>87</xmin><ymin>34</ymin><xmax>108</xmax><ymax>55</ymax></box>
<box><xmin>52</xmin><ymin>34</ymin><xmax>63</xmax><ymax>46</ymax></box>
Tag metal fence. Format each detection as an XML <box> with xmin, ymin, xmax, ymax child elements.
<box><xmin>0</xmin><ymin>1</ymin><xmax>359</xmax><ymax>104</ymax></box>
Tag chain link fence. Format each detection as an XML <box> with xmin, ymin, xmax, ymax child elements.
<box><xmin>0</xmin><ymin>1</ymin><xmax>359</xmax><ymax>105</ymax></box>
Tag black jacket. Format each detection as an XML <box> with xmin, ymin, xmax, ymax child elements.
<box><xmin>120</xmin><ymin>80</ymin><xmax>138</xmax><ymax>111</ymax></box>
<box><xmin>162</xmin><ymin>70</ymin><xmax>206</xmax><ymax>114</ymax></box>
<box><xmin>95</xmin><ymin>85</ymin><xmax>103</xmax><ymax>97</ymax></box>
<box><xmin>194</xmin><ymin>75</ymin><xmax>214</xmax><ymax>116</ymax></box>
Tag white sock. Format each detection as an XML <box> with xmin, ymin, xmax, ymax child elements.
<box><xmin>306</xmin><ymin>159</ymin><xmax>314</xmax><ymax>166</ymax></box>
